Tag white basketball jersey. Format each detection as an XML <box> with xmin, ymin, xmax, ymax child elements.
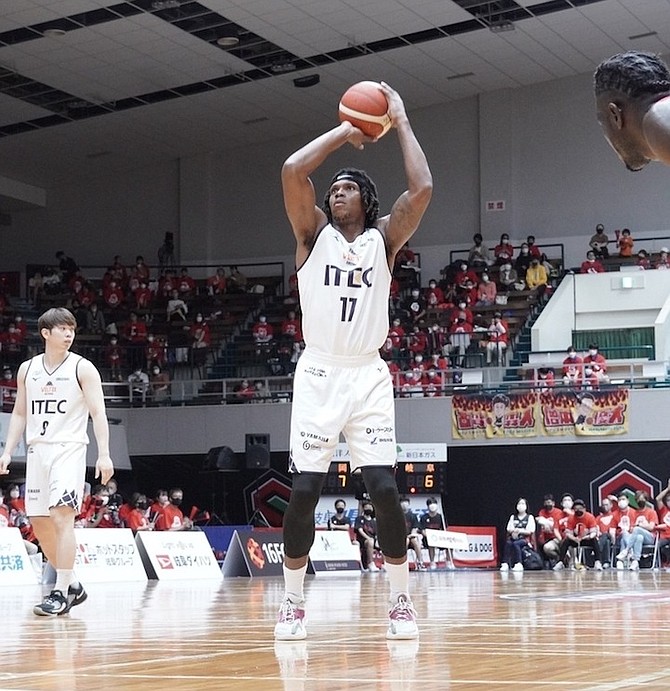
<box><xmin>298</xmin><ymin>224</ymin><xmax>392</xmax><ymax>357</ymax></box>
<box><xmin>24</xmin><ymin>353</ymin><xmax>90</xmax><ymax>445</ymax></box>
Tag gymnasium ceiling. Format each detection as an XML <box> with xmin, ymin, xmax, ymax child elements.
<box><xmin>0</xmin><ymin>0</ymin><xmax>669</xmax><ymax>194</ymax></box>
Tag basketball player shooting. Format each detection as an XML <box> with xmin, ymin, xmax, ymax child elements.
<box><xmin>275</xmin><ymin>81</ymin><xmax>432</xmax><ymax>641</ymax></box>
<box><xmin>594</xmin><ymin>50</ymin><xmax>670</xmax><ymax>171</ymax></box>
<box><xmin>0</xmin><ymin>307</ymin><xmax>114</xmax><ymax>616</ymax></box>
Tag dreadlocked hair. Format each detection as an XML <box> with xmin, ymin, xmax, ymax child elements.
<box><xmin>323</xmin><ymin>168</ymin><xmax>380</xmax><ymax>229</ymax></box>
<box><xmin>594</xmin><ymin>50</ymin><xmax>670</xmax><ymax>99</ymax></box>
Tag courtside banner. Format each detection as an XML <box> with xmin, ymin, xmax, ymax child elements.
<box><xmin>449</xmin><ymin>526</ymin><xmax>497</xmax><ymax>568</ymax></box>
<box><xmin>0</xmin><ymin>528</ymin><xmax>38</xmax><ymax>586</ymax></box>
<box><xmin>331</xmin><ymin>442</ymin><xmax>447</xmax><ymax>463</ymax></box>
<box><xmin>540</xmin><ymin>389</ymin><xmax>629</xmax><ymax>436</ymax></box>
<box><xmin>223</xmin><ymin>528</ymin><xmax>293</xmax><ymax>578</ymax></box>
<box><xmin>424</xmin><ymin>528</ymin><xmax>469</xmax><ymax>551</ymax></box>
<box><xmin>135</xmin><ymin>530</ymin><xmax>222</xmax><ymax>580</ymax></box>
<box><xmin>452</xmin><ymin>392</ymin><xmax>538</xmax><ymax>440</ymax></box>
<box><xmin>310</xmin><ymin>529</ymin><xmax>361</xmax><ymax>573</ymax></box>
<box><xmin>72</xmin><ymin>528</ymin><xmax>147</xmax><ymax>583</ymax></box>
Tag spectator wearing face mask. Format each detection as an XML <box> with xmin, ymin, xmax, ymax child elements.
<box><xmin>497</xmin><ymin>262</ymin><xmax>519</xmax><ymax>293</ymax></box>
<box><xmin>149</xmin><ymin>365</ymin><xmax>170</xmax><ymax>405</ymax></box>
<box><xmin>580</xmin><ymin>251</ymin><xmax>605</xmax><ymax>274</ymax></box>
<box><xmin>355</xmin><ymin>500</ymin><xmax>380</xmax><ymax>572</ymax></box>
<box><xmin>525</xmin><ymin>257</ymin><xmax>548</xmax><ymax>295</ymax></box>
<box><xmin>500</xmin><ymin>498</ymin><xmax>536</xmax><ymax>572</ymax></box>
<box><xmin>553</xmin><ymin>499</ymin><xmax>602</xmax><ymax>571</ymax></box>
<box><xmin>656</xmin><ymin>248</ymin><xmax>670</xmax><ymax>270</ymax></box>
<box><xmin>1</xmin><ymin>366</ymin><xmax>17</xmax><ymax>413</ymax></box>
<box><xmin>475</xmin><ymin>272</ymin><xmax>497</xmax><ymax>307</ymax></box>
<box><xmin>562</xmin><ymin>346</ymin><xmax>583</xmax><ymax>389</ymax></box>
<box><xmin>453</xmin><ymin>262</ymin><xmax>478</xmax><ymax>294</ymax></box>
<box><xmin>622</xmin><ymin>491</ymin><xmax>658</xmax><ymax>571</ymax></box>
<box><xmin>402</xmin><ymin>288</ymin><xmax>426</xmax><ymax>325</ymax></box>
<box><xmin>583</xmin><ymin>344</ymin><xmax>608</xmax><ymax>385</ymax></box>
<box><xmin>486</xmin><ymin>312</ymin><xmax>508</xmax><ymax>367</ymax></box>
<box><xmin>85</xmin><ymin>485</ymin><xmax>118</xmax><ymax>528</ymax></box>
<box><xmin>589</xmin><ymin>224</ymin><xmax>609</xmax><ymax>259</ymax></box>
<box><xmin>124</xmin><ymin>493</ymin><xmax>153</xmax><ymax>532</ymax></box>
<box><xmin>400</xmin><ymin>497</ymin><xmax>424</xmax><ymax>570</ymax></box>
<box><xmin>595</xmin><ymin>496</ymin><xmax>618</xmax><ymax>567</ymax></box>
<box><xmin>420</xmin><ymin>498</ymin><xmax>448</xmax><ymax>570</ymax></box>
<box><xmin>494</xmin><ymin>234</ymin><xmax>514</xmax><ymax>265</ymax></box>
<box><xmin>424</xmin><ymin>279</ymin><xmax>446</xmax><ymax>311</ymax></box>
<box><xmin>515</xmin><ymin>243</ymin><xmax>533</xmax><ymax>281</ymax></box>
<box><xmin>617</xmin><ymin>228</ymin><xmax>634</xmax><ymax>258</ymax></box>
<box><xmin>327</xmin><ymin>499</ymin><xmax>351</xmax><ymax>532</ymax></box>
<box><xmin>613</xmin><ymin>493</ymin><xmax>641</xmax><ymax>570</ymax></box>
<box><xmin>128</xmin><ymin>367</ymin><xmax>149</xmax><ymax>406</ymax></box>
<box><xmin>153</xmin><ymin>488</ymin><xmax>192</xmax><ymax>531</ymax></box>
<box><xmin>104</xmin><ymin>336</ymin><xmax>123</xmax><ymax>382</ymax></box>
<box><xmin>189</xmin><ymin>313</ymin><xmax>211</xmax><ymax>369</ymax></box>
<box><xmin>536</xmin><ymin>494</ymin><xmax>563</xmax><ymax>566</ymax></box>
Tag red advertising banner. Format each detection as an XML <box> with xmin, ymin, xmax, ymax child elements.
<box><xmin>449</xmin><ymin>525</ymin><xmax>498</xmax><ymax>568</ymax></box>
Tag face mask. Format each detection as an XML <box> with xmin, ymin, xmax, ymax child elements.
<box><xmin>152</xmin><ymin>369</ymin><xmax>160</xmax><ymax>375</ymax></box>
<box><xmin>429</xmin><ymin>283</ymin><xmax>436</xmax><ymax>289</ymax></box>
<box><xmin>589</xmin><ymin>350</ymin><xmax>597</xmax><ymax>356</ymax></box>
<box><xmin>99</xmin><ymin>495</ymin><xmax>109</xmax><ymax>506</ymax></box>
<box><xmin>618</xmin><ymin>499</ymin><xmax>628</xmax><ymax>510</ymax></box>
<box><xmin>460</xmin><ymin>265</ymin><xmax>467</xmax><ymax>272</ymax></box>
<box><xmin>196</xmin><ymin>316</ymin><xmax>203</xmax><ymax>323</ymax></box>
<box><xmin>568</xmin><ymin>352</ymin><xmax>576</xmax><ymax>359</ymax></box>
<box><xmin>544</xmin><ymin>503</ymin><xmax>553</xmax><ymax>510</ymax></box>
<box><xmin>147</xmin><ymin>336</ymin><xmax>154</xmax><ymax>342</ymax></box>
<box><xmin>170</xmin><ymin>497</ymin><xmax>182</xmax><ymax>507</ymax></box>
<box><xmin>10</xmin><ymin>491</ymin><xmax>19</xmax><ymax>499</ymax></box>
<box><xmin>335</xmin><ymin>506</ymin><xmax>345</xmax><ymax>514</ymax></box>
<box><xmin>522</xmin><ymin>248</ymin><xmax>529</xmax><ymax>254</ymax></box>
<box><xmin>428</xmin><ymin>504</ymin><xmax>438</xmax><ymax>512</ymax></box>
<box><xmin>575</xmin><ymin>508</ymin><xmax>585</xmax><ymax>516</ymax></box>
<box><xmin>401</xmin><ymin>503</ymin><xmax>410</xmax><ymax>512</ymax></box>
<box><xmin>363</xmin><ymin>509</ymin><xmax>373</xmax><ymax>517</ymax></box>
<box><xmin>562</xmin><ymin>499</ymin><xmax>573</xmax><ymax>510</ymax></box>
<box><xmin>136</xmin><ymin>501</ymin><xmax>148</xmax><ymax>510</ymax></box>
<box><xmin>482</xmin><ymin>275</ymin><xmax>489</xmax><ymax>282</ymax></box>
<box><xmin>516</xmin><ymin>503</ymin><xmax>527</xmax><ymax>513</ymax></box>
<box><xmin>458</xmin><ymin>303</ymin><xmax>466</xmax><ymax>310</ymax></box>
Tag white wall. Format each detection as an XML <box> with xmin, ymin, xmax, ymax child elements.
<box><xmin>532</xmin><ymin>270</ymin><xmax>670</xmax><ymax>353</ymax></box>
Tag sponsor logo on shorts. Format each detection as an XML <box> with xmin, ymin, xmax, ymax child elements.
<box><xmin>300</xmin><ymin>432</ymin><xmax>329</xmax><ymax>443</ymax></box>
<box><xmin>304</xmin><ymin>366</ymin><xmax>327</xmax><ymax>378</ymax></box>
<box><xmin>365</xmin><ymin>427</ymin><xmax>393</xmax><ymax>434</ymax></box>
<box><xmin>302</xmin><ymin>441</ymin><xmax>321</xmax><ymax>451</ymax></box>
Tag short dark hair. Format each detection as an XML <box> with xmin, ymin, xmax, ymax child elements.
<box><xmin>594</xmin><ymin>51</ymin><xmax>670</xmax><ymax>99</ymax></box>
<box><xmin>38</xmin><ymin>307</ymin><xmax>77</xmax><ymax>336</ymax></box>
<box><xmin>426</xmin><ymin>497</ymin><xmax>437</xmax><ymax>506</ymax></box>
<box><xmin>323</xmin><ymin>168</ymin><xmax>379</xmax><ymax>228</ymax></box>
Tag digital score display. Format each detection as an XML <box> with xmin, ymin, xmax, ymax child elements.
<box><xmin>323</xmin><ymin>461</ymin><xmax>445</xmax><ymax>495</ymax></box>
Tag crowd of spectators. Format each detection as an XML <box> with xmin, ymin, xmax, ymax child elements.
<box><xmin>501</xmin><ymin>486</ymin><xmax>670</xmax><ymax>572</ymax></box>
<box><xmin>582</xmin><ymin>223</ymin><xmax>670</xmax><ymax>273</ymax></box>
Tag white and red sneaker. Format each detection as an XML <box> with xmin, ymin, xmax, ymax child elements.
<box><xmin>274</xmin><ymin>598</ymin><xmax>307</xmax><ymax>640</ymax></box>
<box><xmin>386</xmin><ymin>594</ymin><xmax>418</xmax><ymax>640</ymax></box>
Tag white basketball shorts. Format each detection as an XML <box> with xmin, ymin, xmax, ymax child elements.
<box><xmin>24</xmin><ymin>442</ymin><xmax>87</xmax><ymax>516</ymax></box>
<box><xmin>289</xmin><ymin>349</ymin><xmax>397</xmax><ymax>474</ymax></box>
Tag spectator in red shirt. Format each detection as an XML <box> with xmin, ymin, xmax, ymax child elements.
<box><xmin>562</xmin><ymin>346</ymin><xmax>583</xmax><ymax>388</ymax></box>
<box><xmin>486</xmin><ymin>312</ymin><xmax>508</xmax><ymax>366</ymax></box>
<box><xmin>527</xmin><ymin>235</ymin><xmax>542</xmax><ymax>259</ymax></box>
<box><xmin>655</xmin><ymin>482</ymin><xmax>670</xmax><ymax>565</ymax></box>
<box><xmin>1</xmin><ymin>366</ymin><xmax>17</xmax><ymax>412</ymax></box>
<box><xmin>407</xmin><ymin>325</ymin><xmax>428</xmax><ymax>357</ymax></box>
<box><xmin>388</xmin><ymin>317</ymin><xmax>406</xmax><ymax>359</ymax></box>
<box><xmin>103</xmin><ymin>280</ymin><xmax>124</xmax><ymax>311</ymax></box>
<box><xmin>124</xmin><ymin>493</ymin><xmax>154</xmax><ymax>532</ymax></box>
<box><xmin>553</xmin><ymin>498</ymin><xmax>602</xmax><ymax>571</ymax></box>
<box><xmin>583</xmin><ymin>343</ymin><xmax>608</xmax><ymax>385</ymax></box>
<box><xmin>154</xmin><ymin>488</ymin><xmax>192</xmax><ymax>531</ymax></box>
<box><xmin>424</xmin><ymin>279</ymin><xmax>445</xmax><ymax>311</ymax></box>
<box><xmin>178</xmin><ymin>267</ymin><xmax>197</xmax><ymax>297</ymax></box>
<box><xmin>207</xmin><ymin>267</ymin><xmax>227</xmax><ymax>296</ymax></box>
<box><xmin>595</xmin><ymin>496</ymin><xmax>617</xmax><ymax>567</ymax></box>
<box><xmin>494</xmin><ymin>234</ymin><xmax>514</xmax><ymax>265</ymax></box>
<box><xmin>104</xmin><ymin>336</ymin><xmax>123</xmax><ymax>381</ymax></box>
<box><xmin>533</xmin><ymin>367</ymin><xmax>555</xmax><ymax>394</ymax></box>
<box><xmin>84</xmin><ymin>485</ymin><xmax>120</xmax><ymax>528</ymax></box>
<box><xmin>580</xmin><ymin>251</ymin><xmax>605</xmax><ymax>274</ymax></box>
<box><xmin>281</xmin><ymin>310</ymin><xmax>302</xmax><ymax>343</ymax></box>
<box><xmin>123</xmin><ymin>311</ymin><xmax>148</xmax><ymax>371</ymax></box>
<box><xmin>536</xmin><ymin>494</ymin><xmax>563</xmax><ymax>565</ymax></box>
<box><xmin>134</xmin><ymin>282</ymin><xmax>153</xmax><ymax>310</ymax></box>
<box><xmin>655</xmin><ymin>248</ymin><xmax>670</xmax><ymax>270</ymax></box>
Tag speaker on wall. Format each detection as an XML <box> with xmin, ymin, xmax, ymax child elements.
<box><xmin>245</xmin><ymin>433</ymin><xmax>271</xmax><ymax>469</ymax></box>
<box><xmin>204</xmin><ymin>446</ymin><xmax>238</xmax><ymax>471</ymax></box>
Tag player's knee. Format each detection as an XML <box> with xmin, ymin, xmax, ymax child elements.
<box><xmin>362</xmin><ymin>466</ymin><xmax>399</xmax><ymax>514</ymax></box>
<box><xmin>286</xmin><ymin>473</ymin><xmax>324</xmax><ymax>515</ymax></box>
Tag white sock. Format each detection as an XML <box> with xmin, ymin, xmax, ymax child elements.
<box><xmin>55</xmin><ymin>569</ymin><xmax>74</xmax><ymax>595</ymax></box>
<box><xmin>283</xmin><ymin>563</ymin><xmax>308</xmax><ymax>604</ymax></box>
<box><xmin>386</xmin><ymin>561</ymin><xmax>410</xmax><ymax>602</ymax></box>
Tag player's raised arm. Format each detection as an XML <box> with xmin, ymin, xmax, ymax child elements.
<box><xmin>377</xmin><ymin>82</ymin><xmax>433</xmax><ymax>259</ymax></box>
<box><xmin>281</xmin><ymin>122</ymin><xmax>370</xmax><ymax>265</ymax></box>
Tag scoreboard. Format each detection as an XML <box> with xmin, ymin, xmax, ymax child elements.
<box><xmin>323</xmin><ymin>461</ymin><xmax>446</xmax><ymax>495</ymax></box>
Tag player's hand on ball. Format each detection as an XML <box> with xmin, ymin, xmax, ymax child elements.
<box><xmin>379</xmin><ymin>82</ymin><xmax>406</xmax><ymax>127</ymax></box>
<box><xmin>340</xmin><ymin>120</ymin><xmax>374</xmax><ymax>149</ymax></box>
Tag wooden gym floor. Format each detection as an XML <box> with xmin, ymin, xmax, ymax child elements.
<box><xmin>2</xmin><ymin>569</ymin><xmax>670</xmax><ymax>690</ymax></box>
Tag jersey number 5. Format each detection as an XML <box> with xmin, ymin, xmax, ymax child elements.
<box><xmin>339</xmin><ymin>297</ymin><xmax>357</xmax><ymax>322</ymax></box>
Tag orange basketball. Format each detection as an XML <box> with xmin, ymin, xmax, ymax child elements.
<box><xmin>338</xmin><ymin>81</ymin><xmax>391</xmax><ymax>139</ymax></box>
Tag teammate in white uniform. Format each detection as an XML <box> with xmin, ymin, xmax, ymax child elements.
<box><xmin>0</xmin><ymin>307</ymin><xmax>113</xmax><ymax>616</ymax></box>
<box><xmin>275</xmin><ymin>82</ymin><xmax>432</xmax><ymax>641</ymax></box>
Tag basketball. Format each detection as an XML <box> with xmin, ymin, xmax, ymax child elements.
<box><xmin>338</xmin><ymin>81</ymin><xmax>391</xmax><ymax>139</ymax></box>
